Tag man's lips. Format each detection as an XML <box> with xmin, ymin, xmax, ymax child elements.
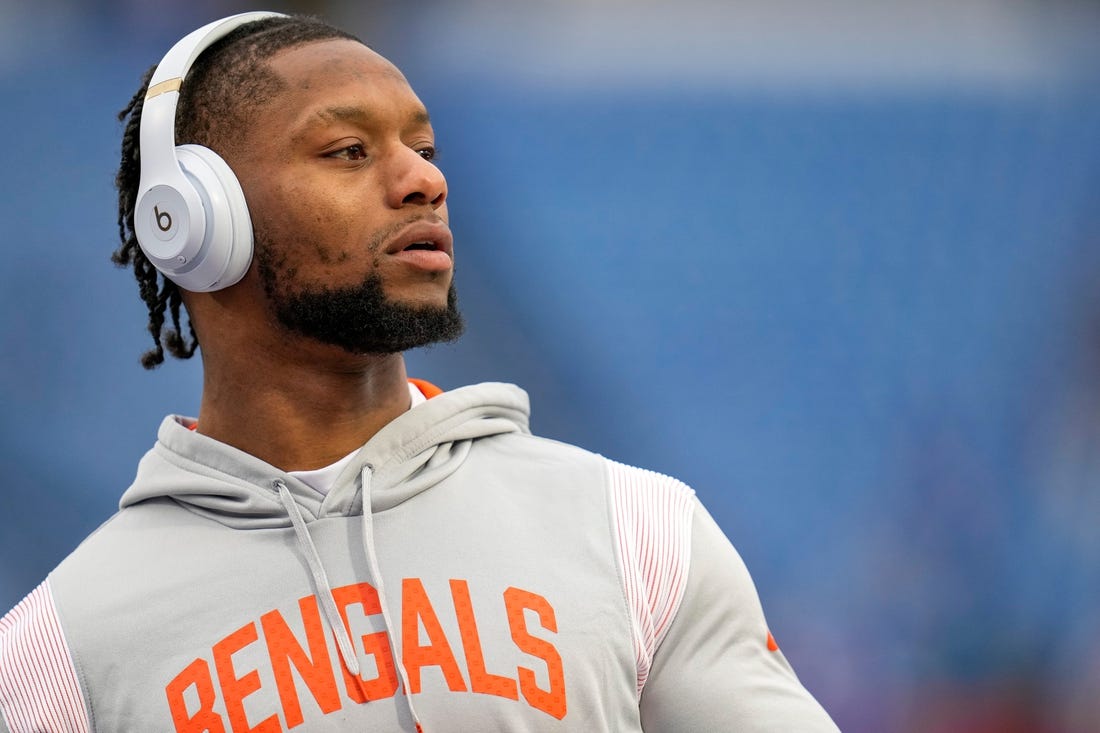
<box><xmin>384</xmin><ymin>219</ymin><xmax>454</xmax><ymax>259</ymax></box>
<box><xmin>382</xmin><ymin>218</ymin><xmax>454</xmax><ymax>273</ymax></box>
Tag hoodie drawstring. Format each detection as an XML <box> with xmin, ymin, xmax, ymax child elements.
<box><xmin>274</xmin><ymin>473</ymin><xmax>424</xmax><ymax>732</ymax></box>
<box><xmin>360</xmin><ymin>464</ymin><xmax>425</xmax><ymax>732</ymax></box>
<box><xmin>273</xmin><ymin>479</ymin><xmax>361</xmax><ymax>677</ymax></box>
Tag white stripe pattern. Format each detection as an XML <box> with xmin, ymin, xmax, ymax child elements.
<box><xmin>0</xmin><ymin>581</ymin><xmax>90</xmax><ymax>733</ymax></box>
<box><xmin>606</xmin><ymin>459</ymin><xmax>696</xmax><ymax>695</ymax></box>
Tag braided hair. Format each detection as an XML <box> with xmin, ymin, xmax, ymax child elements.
<box><xmin>112</xmin><ymin>15</ymin><xmax>361</xmax><ymax>368</ymax></box>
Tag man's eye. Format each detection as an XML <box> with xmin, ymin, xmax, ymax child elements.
<box><xmin>418</xmin><ymin>146</ymin><xmax>437</xmax><ymax>162</ymax></box>
<box><xmin>329</xmin><ymin>144</ymin><xmax>367</xmax><ymax>161</ymax></box>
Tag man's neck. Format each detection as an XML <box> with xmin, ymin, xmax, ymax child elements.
<box><xmin>194</xmin><ymin>349</ymin><xmax>412</xmax><ymax>472</ymax></box>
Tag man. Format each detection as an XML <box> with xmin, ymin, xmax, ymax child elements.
<box><xmin>0</xmin><ymin>12</ymin><xmax>839</xmax><ymax>732</ymax></box>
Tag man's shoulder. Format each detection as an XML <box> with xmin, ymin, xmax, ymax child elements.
<box><xmin>42</xmin><ymin>498</ymin><xmax>196</xmax><ymax>622</ymax></box>
<box><xmin>52</xmin><ymin>500</ymin><xmax>167</xmax><ymax>570</ymax></box>
<box><xmin>471</xmin><ymin>425</ymin><xmax>602</xmax><ymax>468</ymax></box>
<box><xmin>477</xmin><ymin>429</ymin><xmax>699</xmax><ymax>500</ymax></box>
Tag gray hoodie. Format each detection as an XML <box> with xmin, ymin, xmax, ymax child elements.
<box><xmin>0</xmin><ymin>382</ymin><xmax>838</xmax><ymax>732</ymax></box>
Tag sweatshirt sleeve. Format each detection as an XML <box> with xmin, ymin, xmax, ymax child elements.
<box><xmin>0</xmin><ymin>581</ymin><xmax>91</xmax><ymax>733</ymax></box>
<box><xmin>638</xmin><ymin>501</ymin><xmax>840</xmax><ymax>732</ymax></box>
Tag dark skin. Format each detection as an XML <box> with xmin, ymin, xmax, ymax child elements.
<box><xmin>182</xmin><ymin>40</ymin><xmax>452</xmax><ymax>471</ymax></box>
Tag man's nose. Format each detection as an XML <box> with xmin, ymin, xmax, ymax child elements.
<box><xmin>390</xmin><ymin>147</ymin><xmax>447</xmax><ymax>210</ymax></box>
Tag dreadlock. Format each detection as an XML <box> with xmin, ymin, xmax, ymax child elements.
<box><xmin>112</xmin><ymin>15</ymin><xmax>361</xmax><ymax>368</ymax></box>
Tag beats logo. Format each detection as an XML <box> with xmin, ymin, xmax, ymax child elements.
<box><xmin>154</xmin><ymin>205</ymin><xmax>173</xmax><ymax>233</ymax></box>
<box><xmin>137</xmin><ymin>184</ymin><xmax>191</xmax><ymax>252</ymax></box>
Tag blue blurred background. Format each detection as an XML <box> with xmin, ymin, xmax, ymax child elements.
<box><xmin>2</xmin><ymin>1</ymin><xmax>1099</xmax><ymax>730</ymax></box>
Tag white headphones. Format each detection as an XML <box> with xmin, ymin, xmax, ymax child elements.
<box><xmin>134</xmin><ymin>11</ymin><xmax>286</xmax><ymax>292</ymax></box>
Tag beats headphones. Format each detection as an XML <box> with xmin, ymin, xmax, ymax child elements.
<box><xmin>134</xmin><ymin>11</ymin><xmax>286</xmax><ymax>292</ymax></box>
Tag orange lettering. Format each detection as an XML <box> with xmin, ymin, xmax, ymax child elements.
<box><xmin>260</xmin><ymin>597</ymin><xmax>341</xmax><ymax>727</ymax></box>
<box><xmin>332</xmin><ymin>583</ymin><xmax>399</xmax><ymax>701</ymax></box>
<box><xmin>212</xmin><ymin>622</ymin><xmax>278</xmax><ymax>733</ymax></box>
<box><xmin>504</xmin><ymin>587</ymin><xmax>567</xmax><ymax>720</ymax></box>
<box><xmin>449</xmin><ymin>579</ymin><xmax>518</xmax><ymax>700</ymax></box>
<box><xmin>402</xmin><ymin>578</ymin><xmax>467</xmax><ymax>693</ymax></box>
<box><xmin>166</xmin><ymin>658</ymin><xmax>226</xmax><ymax>733</ymax></box>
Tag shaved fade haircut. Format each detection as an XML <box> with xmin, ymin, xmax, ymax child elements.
<box><xmin>112</xmin><ymin>15</ymin><xmax>361</xmax><ymax>369</ymax></box>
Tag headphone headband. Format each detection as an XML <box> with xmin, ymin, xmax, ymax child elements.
<box><xmin>145</xmin><ymin>12</ymin><xmax>284</xmax><ymax>96</ymax></box>
<box><xmin>134</xmin><ymin>11</ymin><xmax>286</xmax><ymax>292</ymax></box>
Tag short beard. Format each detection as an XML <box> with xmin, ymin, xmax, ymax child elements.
<box><xmin>256</xmin><ymin>254</ymin><xmax>464</xmax><ymax>355</ymax></box>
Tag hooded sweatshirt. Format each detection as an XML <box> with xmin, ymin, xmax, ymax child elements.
<box><xmin>0</xmin><ymin>382</ymin><xmax>839</xmax><ymax>732</ymax></box>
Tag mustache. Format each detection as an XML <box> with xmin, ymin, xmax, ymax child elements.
<box><xmin>365</xmin><ymin>213</ymin><xmax>448</xmax><ymax>255</ymax></box>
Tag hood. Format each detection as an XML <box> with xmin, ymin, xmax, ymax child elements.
<box><xmin>119</xmin><ymin>381</ymin><xmax>530</xmax><ymax>528</ymax></box>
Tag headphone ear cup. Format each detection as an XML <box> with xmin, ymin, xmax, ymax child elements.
<box><xmin>168</xmin><ymin>144</ymin><xmax>254</xmax><ymax>292</ymax></box>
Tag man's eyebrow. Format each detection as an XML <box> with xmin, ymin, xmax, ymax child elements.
<box><xmin>306</xmin><ymin>105</ymin><xmax>432</xmax><ymax>129</ymax></box>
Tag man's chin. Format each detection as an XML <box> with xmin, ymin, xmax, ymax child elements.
<box><xmin>272</xmin><ymin>282</ymin><xmax>464</xmax><ymax>355</ymax></box>
<box><xmin>380</xmin><ymin>292</ymin><xmax>452</xmax><ymax>313</ymax></box>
